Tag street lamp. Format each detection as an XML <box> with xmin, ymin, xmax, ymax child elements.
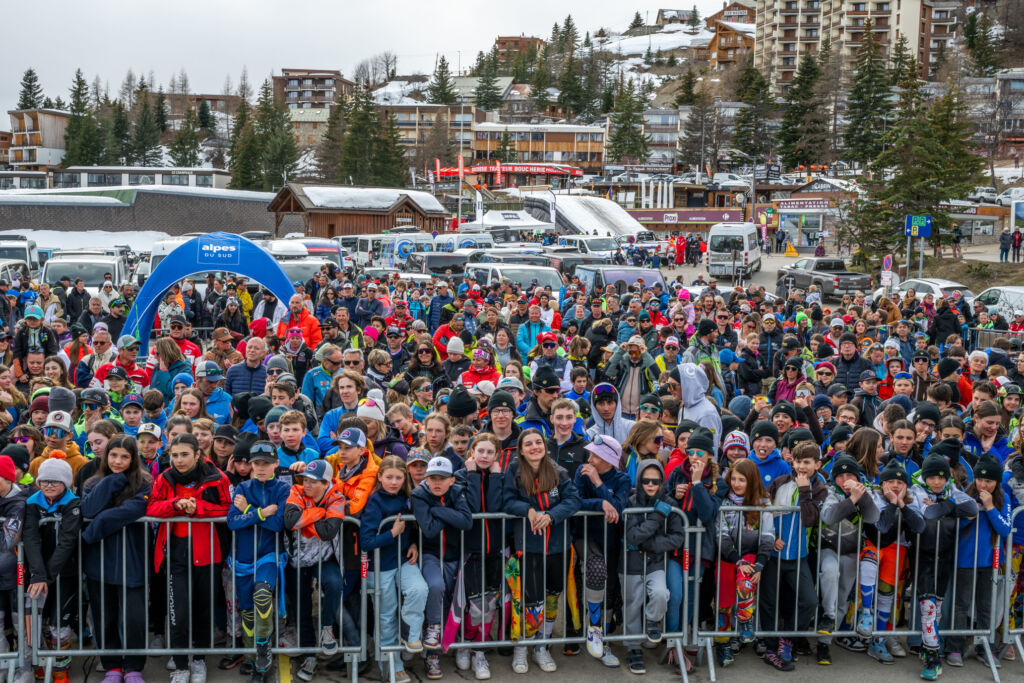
<box><xmin>726</xmin><ymin>148</ymin><xmax>757</xmax><ymax>221</ymax></box>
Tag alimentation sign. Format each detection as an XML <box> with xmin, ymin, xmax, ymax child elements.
<box><xmin>196</xmin><ymin>234</ymin><xmax>241</xmax><ymax>267</ymax></box>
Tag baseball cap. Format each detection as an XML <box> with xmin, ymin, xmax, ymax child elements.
<box><xmin>827</xmin><ymin>384</ymin><xmax>850</xmax><ymax>397</ymax></box>
<box><xmin>303</xmin><ymin>459</ymin><xmax>334</xmax><ymax>482</ymax></box>
<box><xmin>116</xmin><ymin>334</ymin><xmax>140</xmax><ymax>350</ymax></box>
<box><xmin>425</xmin><ymin>456</ymin><xmax>454</xmax><ymax>478</ymax></box>
<box><xmin>213</xmin><ymin>327</ymin><xmax>233</xmax><ymax>341</ymax></box>
<box><xmin>44</xmin><ymin>411</ymin><xmax>73</xmax><ymax>432</ymax></box>
<box><xmin>107</xmin><ymin>366</ymin><xmax>129</xmax><ymax>382</ymax></box>
<box><xmin>406</xmin><ymin>447</ymin><xmax>430</xmax><ymax>464</ymax></box>
<box><xmin>196</xmin><ymin>361</ymin><xmax>224</xmax><ymax>380</ymax></box>
<box><xmin>496</xmin><ymin>376</ymin><xmax>524</xmax><ymax>393</ymax></box>
<box><xmin>334</xmin><ymin>427</ymin><xmax>367</xmax><ymax>448</ymax></box>
<box><xmin>859</xmin><ymin>370</ymin><xmax>879</xmax><ymax>383</ymax></box>
<box><xmin>24</xmin><ymin>305</ymin><xmax>43</xmax><ymax>320</ymax></box>
<box><xmin>121</xmin><ymin>393</ymin><xmax>144</xmax><ymax>409</ymax></box>
<box><xmin>214</xmin><ymin>425</ymin><xmax>239</xmax><ymax>443</ymax></box>
<box><xmin>137</xmin><ymin>422</ymin><xmax>163</xmax><ymax>440</ymax></box>
<box><xmin>249</xmin><ymin>441</ymin><xmax>279</xmax><ymax>462</ymax></box>
<box><xmin>321</xmin><ymin>318</ymin><xmax>339</xmax><ymax>329</ymax></box>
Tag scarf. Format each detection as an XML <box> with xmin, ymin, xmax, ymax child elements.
<box><xmin>166</xmin><ymin>461</ymin><xmax>204</xmax><ymax>488</ymax></box>
<box><xmin>337</xmin><ymin>455</ymin><xmax>366</xmax><ymax>482</ymax></box>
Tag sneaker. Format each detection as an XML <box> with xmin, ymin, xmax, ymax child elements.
<box><xmin>778</xmin><ymin>638</ymin><xmax>794</xmax><ymax>663</ymax></box>
<box><xmin>403</xmin><ymin>638</ymin><xmax>423</xmax><ymax>654</ymax></box>
<box><xmin>277</xmin><ymin>626</ymin><xmax>296</xmax><ymax>649</ymax></box>
<box><xmin>836</xmin><ymin>636</ymin><xmax>867</xmax><ymax>653</ymax></box>
<box><xmin>764</xmin><ymin>650</ymin><xmax>795</xmax><ymax>671</ymax></box>
<box><xmin>562</xmin><ymin>642</ymin><xmax>580</xmax><ymax>656</ymax></box>
<box><xmin>294</xmin><ymin>656</ymin><xmax>316</xmax><ymax>682</ymax></box>
<box><xmin>646</xmin><ymin>625</ymin><xmax>662</xmax><ymax>644</ymax></box>
<box><xmin>856</xmin><ymin>610</ymin><xmax>874</xmax><ymax>639</ymax></box>
<box><xmin>190</xmin><ymin>659</ymin><xmax>207</xmax><ymax>683</ymax></box>
<box><xmin>599</xmin><ymin>645</ymin><xmax>620</xmax><ymax>668</ymax></box>
<box><xmin>512</xmin><ymin>646</ymin><xmax>529</xmax><ymax>674</ymax></box>
<box><xmin>424</xmin><ymin>624</ymin><xmax>441</xmax><ymax>650</ymax></box>
<box><xmin>739</xmin><ymin>620</ymin><xmax>755</xmax><ymax>644</ymax></box>
<box><xmin>456</xmin><ymin>647</ymin><xmax>472</xmax><ymax>671</ymax></box>
<box><xmin>755</xmin><ymin>638</ymin><xmax>768</xmax><ymax>656</ymax></box>
<box><xmin>394</xmin><ymin>670</ymin><xmax>411</xmax><ymax>683</ymax></box>
<box><xmin>730</xmin><ymin>637</ymin><xmax>741</xmax><ymax>653</ymax></box>
<box><xmin>921</xmin><ymin>649</ymin><xmax>942</xmax><ymax>680</ymax></box>
<box><xmin>123</xmin><ymin>673</ymin><xmax>145</xmax><ymax>683</ymax></box>
<box><xmin>886</xmin><ymin>636</ymin><xmax>907</xmax><ymax>658</ymax></box>
<box><xmin>425</xmin><ymin>654</ymin><xmax>443</xmax><ymax>680</ymax></box>
<box><xmin>532</xmin><ymin>646</ymin><xmax>557</xmax><ymax>673</ymax></box>
<box><xmin>255</xmin><ymin>642</ymin><xmax>272</xmax><ymax>673</ymax></box>
<box><xmin>319</xmin><ymin>626</ymin><xmax>338</xmax><ymax>657</ymax></box>
<box><xmin>247</xmin><ymin>671</ymin><xmax>265</xmax><ymax>683</ymax></box>
<box><xmin>217</xmin><ymin>653</ymin><xmax>244</xmax><ymax>670</ymax></box>
<box><xmin>816</xmin><ymin>643</ymin><xmax>832</xmax><ymax>665</ymax></box>
<box><xmin>975</xmin><ymin>645</ymin><xmax>1000</xmax><ymax>668</ymax></box>
<box><xmin>716</xmin><ymin>643</ymin><xmax>735</xmax><ymax>667</ymax></box>
<box><xmin>945</xmin><ymin>651</ymin><xmax>963</xmax><ymax>667</ymax></box>
<box><xmin>817</xmin><ymin>616</ymin><xmax>835</xmax><ymax>635</ymax></box>
<box><xmin>627</xmin><ymin>649</ymin><xmax>646</xmax><ymax>674</ymax></box>
<box><xmin>149</xmin><ymin>633</ymin><xmax>165</xmax><ymax>652</ymax></box>
<box><xmin>868</xmin><ymin>639</ymin><xmax>894</xmax><ymax>664</ymax></box>
<box><xmin>169</xmin><ymin>670</ymin><xmax>190</xmax><ymax>683</ymax></box>
<box><xmin>471</xmin><ymin>651</ymin><xmax>491</xmax><ymax>680</ymax></box>
<box><xmin>165</xmin><ymin>657</ymin><xmax>176</xmax><ymax>671</ymax></box>
<box><xmin>101</xmin><ymin>672</ymin><xmax>124</xmax><ymax>683</ymax></box>
<box><xmin>586</xmin><ymin>626</ymin><xmax>604</xmax><ymax>659</ymax></box>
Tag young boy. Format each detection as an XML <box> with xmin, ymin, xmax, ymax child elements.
<box><xmin>137</xmin><ymin>423</ymin><xmax>163</xmax><ymax>477</ymax></box>
<box><xmin>851</xmin><ymin>371</ymin><xmax>881</xmax><ymax>427</ymax></box>
<box><xmin>762</xmin><ymin>441</ymin><xmax>828</xmax><ymax>670</ymax></box>
<box><xmin>891</xmin><ymin>372</ymin><xmax>915</xmax><ymax>399</ymax></box>
<box><xmin>748</xmin><ymin>420</ymin><xmax>790</xmax><ymax>487</ymax></box>
<box><xmin>386</xmin><ymin>403</ymin><xmax>422</xmax><ymax>449</ymax></box>
<box><xmin>104</xmin><ymin>366</ymin><xmax>134</xmax><ymax>410</ymax></box>
<box><xmin>142</xmin><ymin>388</ymin><xmax>168</xmax><ymax>433</ymax></box>
<box><xmin>448</xmin><ymin>424</ymin><xmax>474</xmax><ymax>461</ymax></box>
<box><xmin>226</xmin><ymin>441</ymin><xmax>292</xmax><ymax>682</ymax></box>
<box><xmin>818</xmin><ymin>455</ymin><xmax>879</xmax><ymax>663</ymax></box>
<box><xmin>276</xmin><ymin>410</ymin><xmax>319</xmax><ymax>487</ymax></box>
<box><xmin>120</xmin><ymin>393</ymin><xmax>144</xmax><ymax>436</ymax></box>
<box><xmin>406</xmin><ymin>448</ymin><xmax>429</xmax><ymax>487</ymax></box>
<box><xmin>548</xmin><ymin>398</ymin><xmax>588</xmax><ymax>478</ymax></box>
<box><xmin>411</xmin><ymin>456</ymin><xmax>473</xmax><ymax>679</ymax></box>
<box><xmin>911</xmin><ymin>452</ymin><xmax>978</xmax><ymax>680</ymax></box>
<box><xmin>566</xmin><ymin>367</ymin><xmax>591</xmax><ymax>404</ymax></box>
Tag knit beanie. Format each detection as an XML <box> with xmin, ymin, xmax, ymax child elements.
<box><xmin>879</xmin><ymin>458</ymin><xmax>909</xmax><ymax>485</ymax></box>
<box><xmin>830</xmin><ymin>454</ymin><xmax>862</xmax><ymax>482</ymax></box>
<box><xmin>487</xmin><ymin>390</ymin><xmax>516</xmax><ymax>413</ymax></box>
<box><xmin>266</xmin><ymin>355</ymin><xmax>291</xmax><ymax>373</ymax></box>
<box><xmin>0</xmin><ymin>444</ymin><xmax>30</xmax><ymax>473</ymax></box>
<box><xmin>686</xmin><ymin>427</ymin><xmax>715</xmax><ymax>456</ymax></box>
<box><xmin>721</xmin><ymin>430</ymin><xmax>750</xmax><ymax>456</ymax></box>
<box><xmin>928</xmin><ymin>437</ymin><xmax>961</xmax><ymax>464</ymax></box>
<box><xmin>48</xmin><ymin>386</ymin><xmax>76</xmax><ymax>415</ymax></box>
<box><xmin>447</xmin><ymin>337</ymin><xmax>465</xmax><ymax>357</ymax></box>
<box><xmin>920</xmin><ymin>452</ymin><xmax>951</xmax><ymax>480</ymax></box>
<box><xmin>750</xmin><ymin>420</ymin><xmax>780</xmax><ymax>444</ymax></box>
<box><xmin>913</xmin><ymin>401</ymin><xmax>941</xmax><ymax>426</ymax></box>
<box><xmin>782</xmin><ymin>427</ymin><xmax>815</xmax><ymax>451</ymax></box>
<box><xmin>829</xmin><ymin>423</ymin><xmax>853</xmax><ymax>445</ymax></box>
<box><xmin>37</xmin><ymin>455</ymin><xmax>73</xmax><ymax>490</ymax></box>
<box><xmin>936</xmin><ymin>357</ymin><xmax>960</xmax><ymax>379</ymax></box>
<box><xmin>973</xmin><ymin>453</ymin><xmax>1002</xmax><ymax>482</ymax></box>
<box><xmin>771</xmin><ymin>401</ymin><xmax>797</xmax><ymax>422</ymax></box>
<box><xmin>264</xmin><ymin>406</ymin><xmax>287</xmax><ymax>425</ymax></box>
<box><xmin>721</xmin><ymin>414</ymin><xmax>743</xmax><ymax>439</ymax></box>
<box><xmin>447</xmin><ymin>385</ymin><xmax>478</xmax><ymax>418</ymax></box>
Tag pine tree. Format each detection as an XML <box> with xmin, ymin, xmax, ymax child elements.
<box><xmin>843</xmin><ymin>22</ymin><xmax>892</xmax><ymax>165</ymax></box>
<box><xmin>928</xmin><ymin>85</ymin><xmax>985</xmax><ymax>215</ymax></box>
<box><xmin>17</xmin><ymin>68</ymin><xmax>44</xmax><ymax>109</ymax></box>
<box><xmin>198</xmin><ymin>98</ymin><xmax>213</xmax><ymax>131</ymax></box>
<box><xmin>102</xmin><ymin>100</ymin><xmax>133</xmax><ymax>164</ymax></box>
<box><xmin>558</xmin><ymin>53</ymin><xmax>586</xmax><ymax>118</ymax></box>
<box><xmin>629</xmin><ymin>12</ymin><xmax>644</xmax><ymax>30</ymax></box>
<box><xmin>154</xmin><ymin>88</ymin><xmax>168</xmax><ymax>133</ymax></box>
<box><xmin>370</xmin><ymin>113</ymin><xmax>406</xmax><ymax>186</ymax></box>
<box><xmin>42</xmin><ymin>97</ymin><xmax>55</xmax><ymax>109</ymax></box>
<box><xmin>688</xmin><ymin>6</ymin><xmax>701</xmax><ymax>30</ymax></box>
<box><xmin>63</xmin><ymin>69</ymin><xmax>103</xmax><ymax>166</ymax></box>
<box><xmin>254</xmin><ymin>80</ymin><xmax>299</xmax><ymax>190</ymax></box>
<box><xmin>679</xmin><ymin>90</ymin><xmax>727</xmax><ymax>173</ymax></box>
<box><xmin>495</xmin><ymin>129</ymin><xmax>518</xmax><ymax>162</ymax></box>
<box><xmin>816</xmin><ymin>35</ymin><xmax>843</xmax><ymax>161</ymax></box>
<box><xmin>776</xmin><ymin>53</ymin><xmax>826</xmax><ymax>170</ymax></box>
<box><xmin>169</xmin><ymin>108</ymin><xmax>202</xmax><ymax>166</ymax></box>
<box><xmin>132</xmin><ymin>80</ymin><xmax>162</xmax><ymax>165</ymax></box>
<box><xmin>316</xmin><ymin>101</ymin><xmax>347</xmax><ymax>183</ymax></box>
<box><xmin>340</xmin><ymin>85</ymin><xmax>378</xmax><ymax>185</ymax></box>
<box><xmin>228</xmin><ymin>119</ymin><xmax>262</xmax><ymax>190</ymax></box>
<box><xmin>599</xmin><ymin>81</ymin><xmax>616</xmax><ymax>113</ymax></box>
<box><xmin>229</xmin><ymin>98</ymin><xmax>251</xmax><ymax>161</ymax></box>
<box><xmin>732</xmin><ymin>61</ymin><xmax>774</xmax><ymax>159</ymax></box>
<box><xmin>674</xmin><ymin>69</ymin><xmax>699</xmax><ymax>106</ymax></box>
<box><xmin>970</xmin><ymin>11</ymin><xmax>1000</xmax><ymax>76</ymax></box>
<box><xmin>606</xmin><ymin>80</ymin><xmax>650</xmax><ymax>162</ymax></box>
<box><xmin>474</xmin><ymin>58</ymin><xmax>502</xmax><ymax>110</ymax></box>
<box><xmin>888</xmin><ymin>34</ymin><xmax>915</xmax><ymax>86</ymax></box>
<box><xmin>549</xmin><ymin>22</ymin><xmax>562</xmax><ymax>48</ymax></box>
<box><xmin>53</xmin><ymin>96</ymin><xmax>67</xmax><ymax>110</ymax></box>
<box><xmin>428</xmin><ymin>56</ymin><xmax>457</xmax><ymax>105</ymax></box>
<box><xmin>930</xmin><ymin>41</ymin><xmax>948</xmax><ymax>80</ymax></box>
<box><xmin>667</xmin><ymin>54</ymin><xmax>678</xmax><ymax>68</ymax></box>
<box><xmin>561</xmin><ymin>15</ymin><xmax>579</xmax><ymax>52</ymax></box>
<box><xmin>532</xmin><ymin>59</ymin><xmax>552</xmax><ymax>113</ymax></box>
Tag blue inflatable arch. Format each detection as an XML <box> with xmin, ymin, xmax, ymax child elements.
<box><xmin>122</xmin><ymin>232</ymin><xmax>296</xmax><ymax>356</ymax></box>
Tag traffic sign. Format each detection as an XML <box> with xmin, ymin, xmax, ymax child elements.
<box><xmin>431</xmin><ymin>231</ymin><xmax>438</xmax><ymax>238</ymax></box>
<box><xmin>904</xmin><ymin>215</ymin><xmax>932</xmax><ymax>238</ymax></box>
<box><xmin>882</xmin><ymin>254</ymin><xmax>893</xmax><ymax>271</ymax></box>
<box><xmin>881</xmin><ymin>271</ymin><xmax>893</xmax><ymax>286</ymax></box>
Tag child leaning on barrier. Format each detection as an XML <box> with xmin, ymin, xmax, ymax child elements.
<box><xmin>910</xmin><ymin>451</ymin><xmax>979</xmax><ymax>681</ymax></box>
<box><xmin>360</xmin><ymin>456</ymin><xmax>428</xmax><ymax>683</ymax></box>
<box><xmin>946</xmin><ymin>454</ymin><xmax>1011</xmax><ymax>668</ymax></box>
<box><xmin>760</xmin><ymin>441</ymin><xmax>828</xmax><ymax>671</ymax></box>
<box><xmin>0</xmin><ymin>454</ymin><xmax>31</xmax><ymax>680</ymax></box>
<box><xmin>817</xmin><ymin>454</ymin><xmax>879</xmax><ymax>663</ymax></box>
<box><xmin>622</xmin><ymin>458</ymin><xmax>685</xmax><ymax>675</ymax></box>
<box><xmin>714</xmin><ymin>458</ymin><xmax>774</xmax><ymax>668</ymax></box>
<box><xmin>146</xmin><ymin>433</ymin><xmax>231</xmax><ymax>682</ymax></box>
<box><xmin>225</xmin><ymin>439</ymin><xmax>292</xmax><ymax>682</ymax></box>
<box><xmin>411</xmin><ymin>453</ymin><xmax>473</xmax><ymax>679</ymax></box>
<box><xmin>1004</xmin><ymin>449</ymin><xmax>1024</xmax><ymax>640</ymax></box>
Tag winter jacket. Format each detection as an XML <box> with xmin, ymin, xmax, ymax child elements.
<box><xmin>502</xmin><ymin>458</ymin><xmax>581</xmax><ymax>555</ymax></box>
<box><xmin>459</xmin><ymin>466</ymin><xmax>505</xmax><ymax>555</ymax></box>
<box><xmin>29</xmin><ymin>443</ymin><xmax>90</xmax><ymax>484</ymax></box>
<box><xmin>225</xmin><ymin>475</ymin><xmax>291</xmax><ymax>565</ymax></box>
<box><xmin>428</xmin><ymin>294</ymin><xmax>455</xmax><ymax>331</ymax></box>
<box><xmin>667</xmin><ymin>461</ymin><xmax>722</xmax><ymax>563</ymax></box>
<box><xmin>819</xmin><ymin>483</ymin><xmax>880</xmax><ymax>555</ymax></box>
<box><xmin>716</xmin><ymin>498</ymin><xmax>775</xmax><ymax>568</ymax></box>
<box><xmin>962</xmin><ymin>428</ymin><xmax>1015</xmax><ymax>465</ymax></box>
<box><xmin>767</xmin><ymin>473</ymin><xmax>828</xmax><ymax>560</ymax></box>
<box><xmin>275</xmin><ymin>308</ymin><xmax>323</xmax><ymax>349</ymax></box>
<box><xmin>677</xmin><ymin>363</ymin><xmax>723</xmax><ymax>451</ymax></box>
<box><xmin>151</xmin><ymin>358</ymin><xmax>192</xmax><ymax>404</ymax></box>
<box><xmin>1002</xmin><ymin>460</ymin><xmax>1024</xmax><ymax>547</ymax></box>
<box><xmin>572</xmin><ymin>465</ymin><xmax>630</xmax><ymax>545</ymax></box>
<box><xmin>517</xmin><ymin>397</ymin><xmax>554</xmax><ymax>439</ymax></box>
<box><xmin>66</xmin><ymin>287</ymin><xmax>91</xmax><ymax>322</ymax></box>
<box><xmin>585</xmin><ymin>392</ymin><xmax>635</xmax><ymax>445</ymax></box>
<box><xmin>13</xmin><ymin>323</ymin><xmax>59</xmax><ymax>363</ymax></box>
<box><xmin>834</xmin><ymin>353</ymin><xmax>872</xmax><ymax>394</ymax></box>
<box><xmin>74</xmin><ymin>348</ymin><xmax>117</xmax><ymax>389</ymax></box>
<box><xmin>516</xmin><ymin>320</ymin><xmax>550</xmax><ymax>359</ymax></box>
<box><xmin>910</xmin><ymin>481</ymin><xmax>979</xmax><ymax>556</ymax></box>
<box><xmin>410</xmin><ymin>481</ymin><xmax>473</xmax><ymax>559</ymax></box>
<box><xmin>736</xmin><ymin>347</ymin><xmax>767</xmax><ymax>396</ymax></box>
<box><xmin>146</xmin><ymin>460</ymin><xmax>231</xmax><ymax>570</ymax></box>
<box><xmin>328</xmin><ymin>453</ymin><xmax>378</xmax><ymax>516</ymax></box>
<box><xmin>284</xmin><ymin>481</ymin><xmax>345</xmax><ymax>568</ymax></box>
<box><xmin>0</xmin><ymin>483</ymin><xmax>30</xmax><ymax>590</ymax></box>
<box><xmin>359</xmin><ymin>490</ymin><xmax>415</xmax><ymax>571</ymax></box>
<box><xmin>225</xmin><ymin>361</ymin><xmax>268</xmax><ymax>397</ymax></box>
<box><xmin>80</xmin><ymin>474</ymin><xmax>151</xmax><ymax>587</ymax></box>
<box><xmin>624</xmin><ymin>461</ymin><xmax>686</xmax><ymax>574</ymax></box>
<box><xmin>24</xmin><ymin>488</ymin><xmax>81</xmax><ymax>585</ymax></box>
<box><xmin>547</xmin><ymin>432</ymin><xmax>589</xmax><ymax>479</ymax></box>
<box><xmin>604</xmin><ymin>347</ymin><xmax>658</xmax><ymax>401</ymax></box>
<box><xmin>865</xmin><ymin>491</ymin><xmax>925</xmax><ymax>548</ymax></box>
<box><xmin>748</xmin><ymin>448</ymin><xmax>791</xmax><ymax>487</ymax></box>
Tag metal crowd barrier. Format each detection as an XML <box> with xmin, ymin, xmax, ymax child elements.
<box><xmin>2</xmin><ymin>517</ymin><xmax>24</xmax><ymax>683</ymax></box>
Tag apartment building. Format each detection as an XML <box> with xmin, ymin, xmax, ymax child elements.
<box><xmin>379</xmin><ymin>103</ymin><xmax>483</xmax><ymax>161</ymax></box>
<box><xmin>290</xmin><ymin>109</ymin><xmax>331</xmax><ymax>148</ymax></box>
<box><xmin>643</xmin><ymin>109</ymin><xmax>682</xmax><ymax>165</ymax></box>
<box><xmin>754</xmin><ymin>0</ymin><xmax>935</xmax><ymax>94</ymax></box>
<box><xmin>493</xmin><ymin>36</ymin><xmax>545</xmax><ymax>65</ymax></box>
<box><xmin>710</xmin><ymin>21</ymin><xmax>756</xmax><ymax>70</ymax></box>
<box><xmin>472</xmin><ymin>122</ymin><xmax>605</xmax><ymax>173</ymax></box>
<box><xmin>51</xmin><ymin>166</ymin><xmax>231</xmax><ymax>189</ymax></box>
<box><xmin>272</xmin><ymin>69</ymin><xmax>355</xmax><ymax>110</ymax></box>
<box><xmin>921</xmin><ymin>0</ymin><xmax>958</xmax><ymax>74</ymax></box>
<box><xmin>996</xmin><ymin>68</ymin><xmax>1024</xmax><ymax>152</ymax></box>
<box><xmin>705</xmin><ymin>1</ymin><xmax>757</xmax><ymax>28</ymax></box>
<box><xmin>6</xmin><ymin>109</ymin><xmax>70</xmax><ymax>171</ymax></box>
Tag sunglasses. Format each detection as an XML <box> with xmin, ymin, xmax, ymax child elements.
<box><xmin>716</xmin><ymin>315</ymin><xmax>729</xmax><ymax>320</ymax></box>
<box><xmin>652</xmin><ymin>435</ymin><xmax>664</xmax><ymax>445</ymax></box>
<box><xmin>44</xmin><ymin>427</ymin><xmax>68</xmax><ymax>438</ymax></box>
<box><xmin>542</xmin><ymin>342</ymin><xmax>556</xmax><ymax>349</ymax></box>
<box><xmin>170</xmin><ymin>324</ymin><xmax>184</xmax><ymax>330</ymax></box>
<box><xmin>639</xmin><ymin>477</ymin><xmax>663</xmax><ymax>487</ymax></box>
<box><xmin>267</xmin><ymin>368</ymin><xmax>284</xmax><ymax>376</ymax></box>
<box><xmin>250</xmin><ymin>443</ymin><xmax>276</xmax><ymax>457</ymax></box>
<box><xmin>418</xmin><ymin>348</ymin><xmax>433</xmax><ymax>355</ymax></box>
<box><xmin>817</xmin><ymin>371</ymin><xmax>834</xmax><ymax>377</ymax></box>
<box><xmin>83</xmin><ymin>403</ymin><xmax>101</xmax><ymax>411</ymax></box>
<box><xmin>639</xmin><ymin>404</ymin><xmax>660</xmax><ymax>413</ymax></box>
<box><xmin>344</xmin><ymin>360</ymin><xmax>361</xmax><ymax>367</ymax></box>
<box><xmin>12</xmin><ymin>435</ymin><xmax>32</xmax><ymax>443</ymax></box>
<box><xmin>540</xmin><ymin>386</ymin><xmax>560</xmax><ymax>395</ymax></box>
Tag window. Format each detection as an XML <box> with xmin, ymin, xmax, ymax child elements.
<box><xmin>532</xmin><ymin>132</ymin><xmax>544</xmax><ymax>141</ymax></box>
<box><xmin>576</xmin><ymin>133</ymin><xmax>589</xmax><ymax>141</ymax></box>
<box><xmin>195</xmin><ymin>174</ymin><xmax>213</xmax><ymax>187</ymax></box>
<box><xmin>52</xmin><ymin>172</ymin><xmax>80</xmax><ymax>188</ymax></box>
<box><xmin>162</xmin><ymin>174</ymin><xmax>189</xmax><ymax>186</ymax></box>
<box><xmin>312</xmin><ymin>122</ymin><xmax>318</xmax><ymax>130</ymax></box>
<box><xmin>20</xmin><ymin>177</ymin><xmax>45</xmax><ymax>189</ymax></box>
<box><xmin>307</xmin><ymin>135</ymin><xmax>314</xmax><ymax>144</ymax></box>
<box><xmin>128</xmin><ymin>173</ymin><xmax>155</xmax><ymax>185</ymax></box>
<box><xmin>87</xmin><ymin>173</ymin><xmax>120</xmax><ymax>187</ymax></box>
<box><xmin>294</xmin><ymin>121</ymin><xmax>300</xmax><ymax>129</ymax></box>
<box><xmin>0</xmin><ymin>179</ymin><xmax>13</xmax><ymax>190</ymax></box>
<box><xmin>324</xmin><ymin>79</ymin><xmax>334</xmax><ymax>86</ymax></box>
<box><xmin>288</xmin><ymin>79</ymin><xmax>299</xmax><ymax>87</ymax></box>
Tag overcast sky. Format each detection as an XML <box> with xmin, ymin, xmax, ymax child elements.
<box><xmin>3</xmin><ymin>0</ymin><xmax>723</xmax><ymax>115</ymax></box>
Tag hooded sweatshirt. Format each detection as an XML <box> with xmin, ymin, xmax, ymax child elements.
<box><xmin>676</xmin><ymin>363</ymin><xmax>723</xmax><ymax>452</ymax></box>
<box><xmin>748</xmin><ymin>447</ymin><xmax>791</xmax><ymax>487</ymax></box>
<box><xmin>624</xmin><ymin>459</ymin><xmax>686</xmax><ymax>574</ymax></box>
<box><xmin>585</xmin><ymin>391</ymin><xmax>635</xmax><ymax>444</ymax></box>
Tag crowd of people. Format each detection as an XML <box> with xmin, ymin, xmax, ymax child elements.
<box><xmin>0</xmin><ymin>260</ymin><xmax>1023</xmax><ymax>683</ymax></box>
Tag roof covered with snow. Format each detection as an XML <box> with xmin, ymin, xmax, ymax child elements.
<box><xmin>2</xmin><ymin>185</ymin><xmax>274</xmax><ymax>202</ymax></box>
<box><xmin>372</xmin><ymin>79</ymin><xmax>428</xmax><ymax>106</ymax></box>
<box><xmin>596</xmin><ymin>25</ymin><xmax>713</xmax><ymax>56</ymax></box>
<box><xmin>475</xmin><ymin>121</ymin><xmax>603</xmax><ymax>133</ymax></box>
<box><xmin>719</xmin><ymin>21</ymin><xmax>755</xmax><ymax>34</ymax></box>
<box><xmin>289</xmin><ymin>109</ymin><xmax>332</xmax><ymax>122</ymax></box>
<box><xmin>63</xmin><ymin>165</ymin><xmax>230</xmax><ymax>174</ymax></box>
<box><xmin>459</xmin><ymin>210</ymin><xmax>554</xmax><ymax>231</ymax></box>
<box><xmin>0</xmin><ymin>193</ymin><xmax>126</xmax><ymax>206</ymax></box>
<box><xmin>272</xmin><ymin>183</ymin><xmax>446</xmax><ymax>215</ymax></box>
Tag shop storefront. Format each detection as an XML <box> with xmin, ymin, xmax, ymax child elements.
<box><xmin>775</xmin><ymin>198</ymin><xmax>834</xmax><ymax>247</ymax></box>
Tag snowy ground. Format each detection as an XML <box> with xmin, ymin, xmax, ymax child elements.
<box><xmin>0</xmin><ymin>229</ymin><xmax>172</xmax><ymax>252</ymax></box>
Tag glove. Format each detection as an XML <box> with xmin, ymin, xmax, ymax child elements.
<box><xmin>1010</xmin><ymin>456</ymin><xmax>1024</xmax><ymax>482</ymax></box>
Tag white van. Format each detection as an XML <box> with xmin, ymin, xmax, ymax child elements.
<box><xmin>0</xmin><ymin>235</ymin><xmax>41</xmax><ymax>278</ymax></box>
<box><xmin>556</xmin><ymin>235</ymin><xmax>619</xmax><ymax>259</ymax></box>
<box><xmin>706</xmin><ymin>222</ymin><xmax>762</xmax><ymax>279</ymax></box>
<box><xmin>380</xmin><ymin>232</ymin><xmax>436</xmax><ymax>267</ymax></box>
<box><xmin>353</xmin><ymin>234</ymin><xmax>384</xmax><ymax>267</ymax></box>
<box><xmin>434</xmin><ymin>232</ymin><xmax>496</xmax><ymax>253</ymax></box>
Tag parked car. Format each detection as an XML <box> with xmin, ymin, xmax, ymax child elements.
<box><xmin>871</xmin><ymin>278</ymin><xmax>975</xmax><ymax>305</ymax></box>
<box><xmin>996</xmin><ymin>187</ymin><xmax>1024</xmax><ymax>207</ymax></box>
<box><xmin>775</xmin><ymin>257</ymin><xmax>873</xmax><ymax>298</ymax></box>
<box><xmin>967</xmin><ymin>186</ymin><xmax>998</xmax><ymax>203</ymax></box>
<box><xmin>972</xmin><ymin>286</ymin><xmax>1024</xmax><ymax>321</ymax></box>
